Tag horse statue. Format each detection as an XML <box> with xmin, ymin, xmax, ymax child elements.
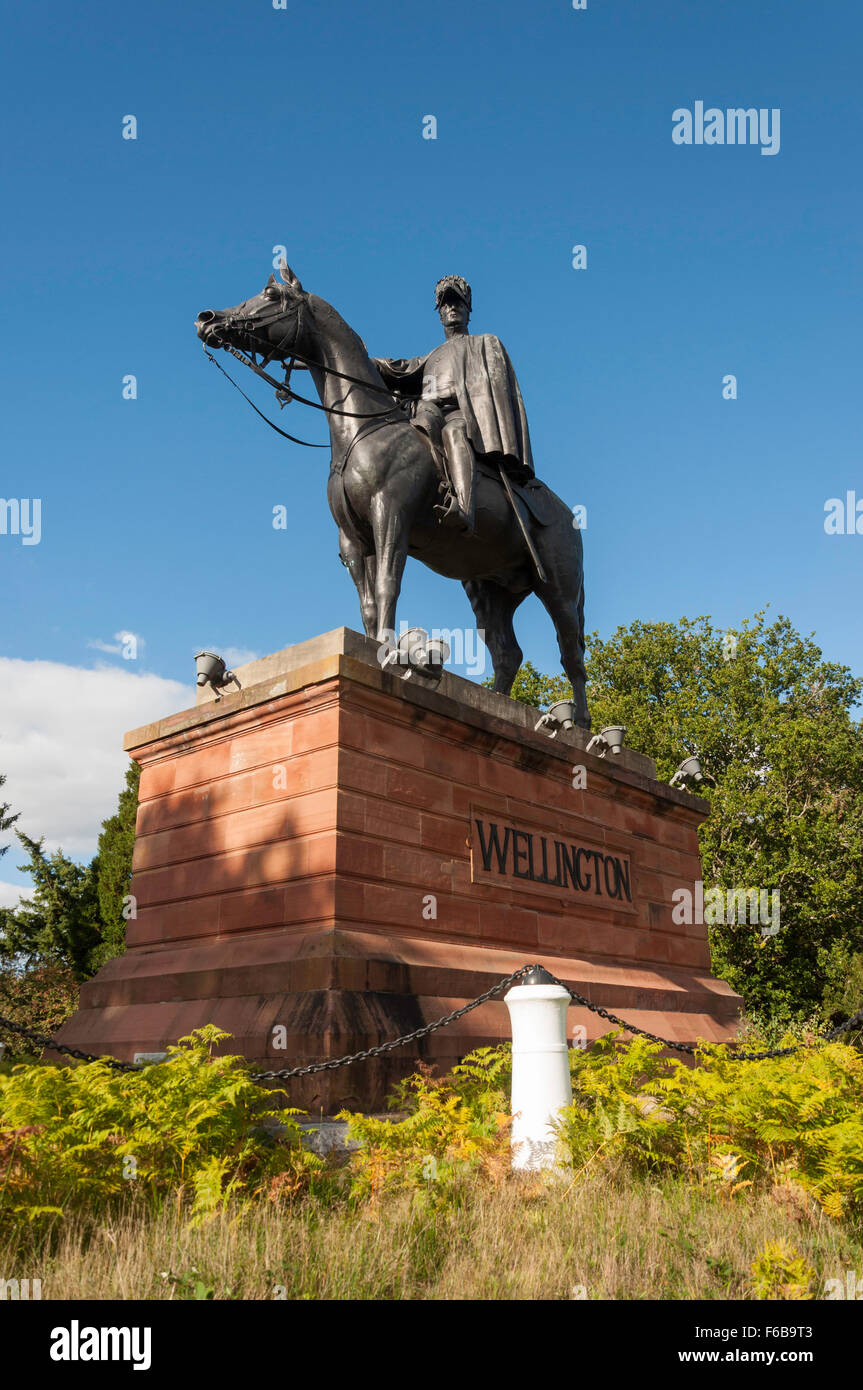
<box><xmin>195</xmin><ymin>262</ymin><xmax>590</xmax><ymax>727</ymax></box>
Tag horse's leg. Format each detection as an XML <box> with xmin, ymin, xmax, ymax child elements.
<box><xmin>462</xmin><ymin>578</ymin><xmax>528</xmax><ymax>695</ymax></box>
<box><xmin>533</xmin><ymin>537</ymin><xmax>590</xmax><ymax>728</ymax></box>
<box><xmin>338</xmin><ymin>527</ymin><xmax>377</xmax><ymax>637</ymax></box>
<box><xmin>369</xmin><ymin>495</ymin><xmax>409</xmax><ymax>640</ymax></box>
<box><xmin>363</xmin><ymin>552</ymin><xmax>378</xmax><ymax>633</ymax></box>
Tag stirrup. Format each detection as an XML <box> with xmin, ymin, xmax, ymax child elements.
<box><xmin>434</xmin><ymin>492</ymin><xmax>472</xmax><ymax>533</ymax></box>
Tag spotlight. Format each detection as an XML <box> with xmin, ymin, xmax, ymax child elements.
<box><xmin>534</xmin><ymin>700</ymin><xmax>579</xmax><ymax>739</ymax></box>
<box><xmin>195</xmin><ymin>650</ymin><xmax>241</xmax><ymax>701</ymax></box>
<box><xmin>585</xmin><ymin>725</ymin><xmax>627</xmax><ymax>757</ymax></box>
<box><xmin>670</xmin><ymin>754</ymin><xmax>703</xmax><ymax>788</ymax></box>
<box><xmin>381</xmin><ymin>627</ymin><xmax>450</xmax><ymax>684</ymax></box>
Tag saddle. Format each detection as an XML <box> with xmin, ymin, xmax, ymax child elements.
<box><xmin>329</xmin><ymin>418</ymin><xmax>556</xmax><ymax>533</ymax></box>
<box><xmin>475</xmin><ymin>460</ymin><xmax>556</xmax><ymax>527</ymax></box>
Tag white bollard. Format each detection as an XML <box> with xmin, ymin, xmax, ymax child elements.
<box><xmin>505</xmin><ymin>966</ymin><xmax>573</xmax><ymax>1171</ymax></box>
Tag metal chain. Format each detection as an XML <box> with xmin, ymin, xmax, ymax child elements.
<box><xmin>0</xmin><ymin>1017</ymin><xmax>138</xmax><ymax>1071</ymax></box>
<box><xmin>249</xmin><ymin>965</ymin><xmax>534</xmax><ymax>1080</ymax></box>
<box><xmin>1</xmin><ymin>963</ymin><xmax>860</xmax><ymax>1077</ymax></box>
<box><xmin>0</xmin><ymin>965</ymin><xmax>534</xmax><ymax>1081</ymax></box>
<box><xmin>541</xmin><ymin>970</ymin><xmax>863</xmax><ymax>1062</ymax></box>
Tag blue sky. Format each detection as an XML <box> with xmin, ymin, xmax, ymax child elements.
<box><xmin>0</xmin><ymin>0</ymin><xmax>861</xmax><ymax>888</ymax></box>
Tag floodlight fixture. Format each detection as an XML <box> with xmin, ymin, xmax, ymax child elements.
<box><xmin>586</xmin><ymin>725</ymin><xmax>627</xmax><ymax>757</ymax></box>
<box><xmin>381</xmin><ymin>627</ymin><xmax>450</xmax><ymax>683</ymax></box>
<box><xmin>534</xmin><ymin>700</ymin><xmax>580</xmax><ymax>739</ymax></box>
<box><xmin>195</xmin><ymin>650</ymin><xmax>241</xmax><ymax>701</ymax></box>
<box><xmin>670</xmin><ymin>754</ymin><xmax>704</xmax><ymax>788</ymax></box>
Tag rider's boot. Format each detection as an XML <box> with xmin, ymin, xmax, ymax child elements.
<box><xmin>434</xmin><ymin>434</ymin><xmax>476</xmax><ymax>535</ymax></box>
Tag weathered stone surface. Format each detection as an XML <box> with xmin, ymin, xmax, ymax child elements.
<box><xmin>54</xmin><ymin>631</ymin><xmax>741</xmax><ymax>1110</ymax></box>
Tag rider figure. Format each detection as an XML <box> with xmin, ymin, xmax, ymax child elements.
<box><xmin>372</xmin><ymin>276</ymin><xmax>535</xmax><ymax>535</ymax></box>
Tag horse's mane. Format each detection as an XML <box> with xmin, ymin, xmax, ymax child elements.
<box><xmin>306</xmin><ymin>294</ymin><xmax>385</xmax><ymax>386</ymax></box>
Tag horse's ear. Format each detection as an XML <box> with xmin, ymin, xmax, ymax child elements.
<box><xmin>279</xmin><ymin>259</ymin><xmax>304</xmax><ymax>292</ymax></box>
<box><xmin>266</xmin><ymin>272</ymin><xmax>278</xmax><ymax>286</ymax></box>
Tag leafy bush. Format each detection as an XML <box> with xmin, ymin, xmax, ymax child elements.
<box><xmin>339</xmin><ymin>1048</ymin><xmax>513</xmax><ymax>1202</ymax></box>
<box><xmin>498</xmin><ymin>612</ymin><xmax>863</xmax><ymax>1026</ymax></box>
<box><xmin>0</xmin><ymin>964</ymin><xmax>79</xmax><ymax>1061</ymax></box>
<box><xmin>0</xmin><ymin>1026</ymin><xmax>322</xmax><ymax>1227</ymax></box>
<box><xmin>557</xmin><ymin>1032</ymin><xmax>863</xmax><ymax>1218</ymax></box>
<box><xmin>3</xmin><ymin>1023</ymin><xmax>862</xmax><ymax>1239</ymax></box>
<box><xmin>750</xmin><ymin>1240</ymin><xmax>816</xmax><ymax>1300</ymax></box>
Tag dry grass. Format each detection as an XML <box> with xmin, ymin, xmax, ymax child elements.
<box><xmin>4</xmin><ymin>1173</ymin><xmax>862</xmax><ymax>1301</ymax></box>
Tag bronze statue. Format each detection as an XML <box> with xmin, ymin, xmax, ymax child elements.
<box><xmin>371</xmin><ymin>275</ymin><xmax>533</xmax><ymax>536</ymax></box>
<box><xmin>195</xmin><ymin>264</ymin><xmax>589</xmax><ymax>726</ymax></box>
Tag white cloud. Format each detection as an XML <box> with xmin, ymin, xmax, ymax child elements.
<box><xmin>220</xmin><ymin>647</ymin><xmax>260</xmax><ymax>669</ymax></box>
<box><xmin>87</xmin><ymin>630</ymin><xmax>145</xmax><ymax>660</ymax></box>
<box><xmin>0</xmin><ymin>659</ymin><xmax>191</xmax><ymax>872</ymax></box>
<box><xmin>0</xmin><ymin>879</ymin><xmax>34</xmax><ymax>910</ymax></box>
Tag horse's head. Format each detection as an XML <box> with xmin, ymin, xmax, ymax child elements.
<box><xmin>195</xmin><ymin>261</ymin><xmax>308</xmax><ymax>364</ymax></box>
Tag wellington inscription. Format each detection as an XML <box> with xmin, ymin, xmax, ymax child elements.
<box><xmin>470</xmin><ymin>814</ymin><xmax>634</xmax><ymax>907</ymax></box>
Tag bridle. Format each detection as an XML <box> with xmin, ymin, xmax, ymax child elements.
<box><xmin>202</xmin><ymin>285</ymin><xmax>415</xmax><ymax>449</ymax></box>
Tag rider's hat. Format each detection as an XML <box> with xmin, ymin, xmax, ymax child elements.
<box><xmin>434</xmin><ymin>275</ymin><xmax>472</xmax><ymax>312</ymax></box>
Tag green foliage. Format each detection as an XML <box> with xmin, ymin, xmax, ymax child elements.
<box><xmin>0</xmin><ymin>833</ymin><xmax>103</xmax><ymax>980</ymax></box>
<box><xmin>0</xmin><ymin>774</ymin><xmax>18</xmax><ymax>861</ymax></box>
<box><xmin>0</xmin><ymin>1026</ymin><xmax>321</xmax><ymax>1228</ymax></box>
<box><xmin>557</xmin><ymin>1032</ymin><xmax>863</xmax><ymax>1219</ymax></box>
<box><xmin>821</xmin><ymin>942</ymin><xmax>863</xmax><ymax>1026</ymax></box>
<box><xmin>157</xmin><ymin>1268</ymin><xmax>223</xmax><ymax>1300</ymax></box>
<box><xmin>0</xmin><ymin>762</ymin><xmax>140</xmax><ymax>979</ymax></box>
<box><xmin>484</xmin><ymin>660</ymin><xmax>573</xmax><ymax>712</ymax></box>
<box><xmin>1</xmin><ymin>1027</ymin><xmax>863</xmax><ymax>1293</ymax></box>
<box><xmin>339</xmin><ymin>1048</ymin><xmax>513</xmax><ymax>1202</ymax></box>
<box><xmin>750</xmin><ymin>1240</ymin><xmax>816</xmax><ymax>1300</ymax></box>
<box><xmin>93</xmin><ymin>761</ymin><xmax>140</xmax><ymax>967</ymax></box>
<box><xmin>734</xmin><ymin>1009</ymin><xmax>829</xmax><ymax>1054</ymax></box>
<box><xmin>342</xmin><ymin>1034</ymin><xmax>863</xmax><ymax>1223</ymax></box>
<box><xmin>585</xmin><ymin>610</ymin><xmax>863</xmax><ymax>1024</ymax></box>
<box><xmin>496</xmin><ymin>610</ymin><xmax>863</xmax><ymax>1025</ymax></box>
<box><xmin>0</xmin><ymin>964</ymin><xmax>79</xmax><ymax>1060</ymax></box>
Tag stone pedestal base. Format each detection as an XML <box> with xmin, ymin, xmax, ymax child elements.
<box><xmin>53</xmin><ymin>628</ymin><xmax>742</xmax><ymax>1110</ymax></box>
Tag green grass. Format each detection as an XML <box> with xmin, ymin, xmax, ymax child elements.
<box><xmin>3</xmin><ymin>1030</ymin><xmax>862</xmax><ymax>1300</ymax></box>
<box><xmin>3</xmin><ymin>1172</ymin><xmax>861</xmax><ymax>1300</ymax></box>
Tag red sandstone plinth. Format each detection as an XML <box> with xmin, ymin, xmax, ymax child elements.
<box><xmin>53</xmin><ymin>628</ymin><xmax>742</xmax><ymax>1109</ymax></box>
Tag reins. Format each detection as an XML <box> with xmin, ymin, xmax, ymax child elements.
<box><xmin>204</xmin><ymin>348</ymin><xmax>330</xmax><ymax>448</ymax></box>
<box><xmin>203</xmin><ymin>298</ymin><xmax>415</xmax><ymax>448</ymax></box>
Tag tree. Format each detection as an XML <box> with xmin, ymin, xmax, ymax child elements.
<box><xmin>0</xmin><ymin>760</ymin><xmax>140</xmax><ymax>981</ymax></box>
<box><xmin>503</xmin><ymin>660</ymin><xmax>573</xmax><ymax>712</ymax></box>
<box><xmin>0</xmin><ymin>833</ymin><xmax>103</xmax><ymax>981</ymax></box>
<box><xmin>94</xmin><ymin>761</ymin><xmax>140</xmax><ymax>967</ymax></box>
<box><xmin>500</xmin><ymin>611</ymin><xmax>863</xmax><ymax>1025</ymax></box>
<box><xmin>0</xmin><ymin>962</ymin><xmax>80</xmax><ymax>1057</ymax></box>
<box><xmin>0</xmin><ymin>773</ymin><xmax>19</xmax><ymax>860</ymax></box>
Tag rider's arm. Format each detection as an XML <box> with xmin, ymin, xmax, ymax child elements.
<box><xmin>371</xmin><ymin>355</ymin><xmax>426</xmax><ymax>392</ymax></box>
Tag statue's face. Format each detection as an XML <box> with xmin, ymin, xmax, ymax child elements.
<box><xmin>438</xmin><ymin>295</ymin><xmax>469</xmax><ymax>332</ymax></box>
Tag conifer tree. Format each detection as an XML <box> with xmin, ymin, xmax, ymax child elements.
<box><xmin>0</xmin><ymin>772</ymin><xmax>19</xmax><ymax>860</ymax></box>
<box><xmin>94</xmin><ymin>761</ymin><xmax>140</xmax><ymax>965</ymax></box>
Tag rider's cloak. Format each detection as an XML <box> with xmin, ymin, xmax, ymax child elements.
<box><xmin>372</xmin><ymin>333</ymin><xmax>535</xmax><ymax>479</ymax></box>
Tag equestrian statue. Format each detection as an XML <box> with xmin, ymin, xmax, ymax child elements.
<box><xmin>195</xmin><ymin>262</ymin><xmax>589</xmax><ymax>727</ymax></box>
